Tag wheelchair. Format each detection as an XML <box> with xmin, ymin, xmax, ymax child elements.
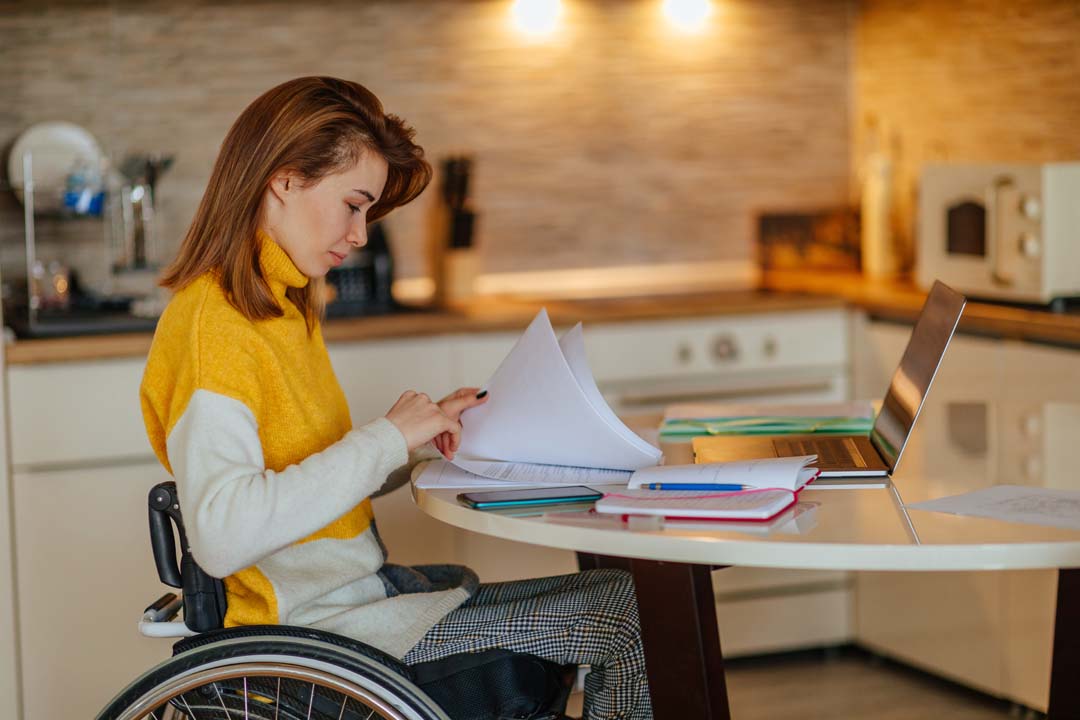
<box><xmin>97</xmin><ymin>482</ymin><xmax>576</xmax><ymax>720</ymax></box>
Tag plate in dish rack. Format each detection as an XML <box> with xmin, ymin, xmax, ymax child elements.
<box><xmin>6</xmin><ymin>121</ymin><xmax>104</xmax><ymax>212</ymax></box>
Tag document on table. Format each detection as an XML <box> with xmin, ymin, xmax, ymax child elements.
<box><xmin>907</xmin><ymin>485</ymin><xmax>1080</xmax><ymax>531</ymax></box>
<box><xmin>454</xmin><ymin>309</ymin><xmax>662</xmax><ymax>472</ymax></box>
<box><xmin>415</xmin><ymin>459</ymin><xmax>631</xmax><ymax>490</ymax></box>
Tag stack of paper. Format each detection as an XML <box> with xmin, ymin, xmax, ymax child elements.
<box><xmin>415</xmin><ymin>459</ymin><xmax>631</xmax><ymax>490</ymax></box>
<box><xmin>454</xmin><ymin>309</ymin><xmax>660</xmax><ymax>471</ymax></box>
<box><xmin>417</xmin><ymin>309</ymin><xmax>661</xmax><ymax>489</ymax></box>
<box><xmin>660</xmin><ymin>402</ymin><xmax>874</xmax><ymax>439</ymax></box>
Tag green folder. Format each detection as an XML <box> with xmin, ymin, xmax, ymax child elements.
<box><xmin>660</xmin><ymin>415</ymin><xmax>874</xmax><ymax>439</ymax></box>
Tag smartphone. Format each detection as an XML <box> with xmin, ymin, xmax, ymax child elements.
<box><xmin>457</xmin><ymin>485</ymin><xmax>603</xmax><ymax>510</ymax></box>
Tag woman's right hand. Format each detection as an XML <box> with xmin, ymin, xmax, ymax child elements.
<box><xmin>385</xmin><ymin>390</ymin><xmax>461</xmax><ymax>452</ymax></box>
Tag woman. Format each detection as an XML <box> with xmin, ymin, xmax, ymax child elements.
<box><xmin>140</xmin><ymin>76</ymin><xmax>652</xmax><ymax>719</ymax></box>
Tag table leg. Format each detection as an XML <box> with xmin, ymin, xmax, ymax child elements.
<box><xmin>1048</xmin><ymin>567</ymin><xmax>1080</xmax><ymax>719</ymax></box>
<box><xmin>578</xmin><ymin>554</ymin><xmax>730</xmax><ymax>719</ymax></box>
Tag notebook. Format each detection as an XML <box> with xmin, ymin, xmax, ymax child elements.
<box><xmin>595</xmin><ymin>488</ymin><xmax>797</xmax><ymax>521</ymax></box>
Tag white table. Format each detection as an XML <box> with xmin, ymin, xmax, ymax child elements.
<box><xmin>414</xmin><ymin>429</ymin><xmax>1080</xmax><ymax>719</ymax></box>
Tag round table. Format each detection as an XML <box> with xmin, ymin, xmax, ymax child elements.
<box><xmin>414</xmin><ymin>428</ymin><xmax>1080</xmax><ymax>719</ymax></box>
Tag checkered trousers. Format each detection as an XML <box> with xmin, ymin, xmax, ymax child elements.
<box><xmin>402</xmin><ymin>568</ymin><xmax>653</xmax><ymax>720</ymax></box>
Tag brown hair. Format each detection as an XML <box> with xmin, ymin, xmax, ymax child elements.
<box><xmin>160</xmin><ymin>76</ymin><xmax>432</xmax><ymax>331</ymax></box>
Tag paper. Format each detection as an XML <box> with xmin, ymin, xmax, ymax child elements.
<box><xmin>629</xmin><ymin>456</ymin><xmax>818</xmax><ymax>492</ymax></box>
<box><xmin>451</xmin><ymin>457</ymin><xmax>632</xmax><ymax>486</ymax></box>
<box><xmin>415</xmin><ymin>459</ymin><xmax>629</xmax><ymax>490</ymax></box>
<box><xmin>455</xmin><ymin>309</ymin><xmax>662</xmax><ymax>471</ymax></box>
<box><xmin>907</xmin><ymin>485</ymin><xmax>1080</xmax><ymax>531</ymax></box>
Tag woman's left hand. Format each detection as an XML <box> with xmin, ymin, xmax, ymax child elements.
<box><xmin>433</xmin><ymin>387</ymin><xmax>488</xmax><ymax>459</ymax></box>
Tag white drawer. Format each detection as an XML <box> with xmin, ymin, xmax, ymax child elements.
<box><xmin>8</xmin><ymin>358</ymin><xmax>152</xmax><ymax>468</ymax></box>
<box><xmin>13</xmin><ymin>462</ymin><xmax>172</xmax><ymax>718</ymax></box>
<box><xmin>582</xmin><ymin>310</ymin><xmax>848</xmax><ymax>383</ymax></box>
<box><xmin>328</xmin><ymin>336</ymin><xmax>455</xmax><ymax>424</ymax></box>
<box><xmin>450</xmin><ymin>333</ymin><xmax>521</xmax><ymax>387</ymax></box>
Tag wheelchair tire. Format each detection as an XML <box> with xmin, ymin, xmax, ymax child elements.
<box><xmin>97</xmin><ymin>634</ymin><xmax>451</xmax><ymax>720</ymax></box>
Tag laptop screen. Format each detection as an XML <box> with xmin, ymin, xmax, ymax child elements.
<box><xmin>870</xmin><ymin>281</ymin><xmax>967</xmax><ymax>471</ymax></box>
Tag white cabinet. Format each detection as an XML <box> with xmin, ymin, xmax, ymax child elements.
<box><xmin>852</xmin><ymin>319</ymin><xmax>1080</xmax><ymax>712</ymax></box>
<box><xmin>12</xmin><ymin>462</ymin><xmax>172</xmax><ymax>719</ymax></box>
<box><xmin>7</xmin><ymin>357</ymin><xmax>167</xmax><ymax>718</ymax></box>
<box><xmin>7</xmin><ymin>358</ymin><xmax>152</xmax><ymax>467</ymax></box>
<box><xmin>328</xmin><ymin>336</ymin><xmax>456</xmax><ymax>425</ymax></box>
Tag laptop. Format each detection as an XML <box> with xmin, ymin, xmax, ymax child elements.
<box><xmin>696</xmin><ymin>280</ymin><xmax>966</xmax><ymax>482</ymax></box>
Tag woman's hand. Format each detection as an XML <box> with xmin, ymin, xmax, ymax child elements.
<box><xmin>433</xmin><ymin>387</ymin><xmax>489</xmax><ymax>460</ymax></box>
<box><xmin>385</xmin><ymin>391</ymin><xmax>462</xmax><ymax>453</ymax></box>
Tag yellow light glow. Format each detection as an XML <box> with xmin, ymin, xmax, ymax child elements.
<box><xmin>661</xmin><ymin>0</ymin><xmax>712</xmax><ymax>33</ymax></box>
<box><xmin>510</xmin><ymin>0</ymin><xmax>563</xmax><ymax>37</ymax></box>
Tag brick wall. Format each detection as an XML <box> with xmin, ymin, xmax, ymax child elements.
<box><xmin>0</xmin><ymin>0</ymin><xmax>851</xmax><ymax>289</ymax></box>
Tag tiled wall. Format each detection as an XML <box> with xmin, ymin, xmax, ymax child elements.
<box><xmin>0</xmin><ymin>0</ymin><xmax>852</xmax><ymax>290</ymax></box>
<box><xmin>853</xmin><ymin>0</ymin><xmax>1080</xmax><ymax>270</ymax></box>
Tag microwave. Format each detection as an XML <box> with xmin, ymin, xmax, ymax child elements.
<box><xmin>917</xmin><ymin>162</ymin><xmax>1080</xmax><ymax>304</ymax></box>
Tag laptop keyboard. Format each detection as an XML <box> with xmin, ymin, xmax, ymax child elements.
<box><xmin>772</xmin><ymin>437</ymin><xmax>868</xmax><ymax>469</ymax></box>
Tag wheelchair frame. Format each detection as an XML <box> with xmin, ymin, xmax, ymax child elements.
<box><xmin>96</xmin><ymin>481</ymin><xmax>571</xmax><ymax>720</ymax></box>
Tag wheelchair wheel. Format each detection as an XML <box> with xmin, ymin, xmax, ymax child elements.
<box><xmin>97</xmin><ymin>634</ymin><xmax>450</xmax><ymax>720</ymax></box>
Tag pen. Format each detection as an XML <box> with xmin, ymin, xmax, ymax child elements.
<box><xmin>644</xmin><ymin>483</ymin><xmax>747</xmax><ymax>491</ymax></box>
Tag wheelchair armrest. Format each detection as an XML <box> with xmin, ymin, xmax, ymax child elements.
<box><xmin>147</xmin><ymin>481</ymin><xmax>228</xmax><ymax>632</ymax></box>
<box><xmin>148</xmin><ymin>483</ymin><xmax>183</xmax><ymax>588</ymax></box>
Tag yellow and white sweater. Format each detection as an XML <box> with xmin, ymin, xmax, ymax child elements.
<box><xmin>140</xmin><ymin>231</ymin><xmax>470</xmax><ymax>658</ymax></box>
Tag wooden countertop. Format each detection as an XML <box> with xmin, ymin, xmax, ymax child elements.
<box><xmin>7</xmin><ymin>274</ymin><xmax>1078</xmax><ymax>365</ymax></box>
<box><xmin>3</xmin><ymin>290</ymin><xmax>843</xmax><ymax>365</ymax></box>
<box><xmin>760</xmin><ymin>270</ymin><xmax>1080</xmax><ymax>348</ymax></box>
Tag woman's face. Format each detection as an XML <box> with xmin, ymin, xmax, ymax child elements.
<box><xmin>264</xmin><ymin>151</ymin><xmax>390</xmax><ymax>278</ymax></box>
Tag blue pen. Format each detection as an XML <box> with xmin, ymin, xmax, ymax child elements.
<box><xmin>644</xmin><ymin>483</ymin><xmax>747</xmax><ymax>491</ymax></box>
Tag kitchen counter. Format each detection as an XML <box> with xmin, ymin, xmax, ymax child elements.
<box><xmin>761</xmin><ymin>270</ymin><xmax>1080</xmax><ymax>348</ymax></box>
<box><xmin>3</xmin><ymin>290</ymin><xmax>842</xmax><ymax>365</ymax></box>
<box><xmin>7</xmin><ymin>274</ymin><xmax>1079</xmax><ymax>365</ymax></box>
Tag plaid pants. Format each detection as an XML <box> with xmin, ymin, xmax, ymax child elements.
<box><xmin>403</xmin><ymin>568</ymin><xmax>653</xmax><ymax>720</ymax></box>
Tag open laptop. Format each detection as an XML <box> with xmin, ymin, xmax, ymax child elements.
<box><xmin>697</xmin><ymin>280</ymin><xmax>966</xmax><ymax>482</ymax></box>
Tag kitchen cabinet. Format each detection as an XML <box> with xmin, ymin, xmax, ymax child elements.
<box><xmin>12</xmin><ymin>462</ymin><xmax>173</xmax><ymax>719</ymax></box>
<box><xmin>6</xmin><ymin>358</ymin><xmax>168</xmax><ymax>719</ymax></box>
<box><xmin>852</xmin><ymin>318</ymin><xmax>1078</xmax><ymax>713</ymax></box>
<box><xmin>0</xmin><ymin>328</ymin><xmax>18</xmax><ymax>720</ymax></box>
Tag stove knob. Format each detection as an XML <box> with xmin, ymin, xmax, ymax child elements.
<box><xmin>677</xmin><ymin>342</ymin><xmax>693</xmax><ymax>366</ymax></box>
<box><xmin>711</xmin><ymin>335</ymin><xmax>738</xmax><ymax>363</ymax></box>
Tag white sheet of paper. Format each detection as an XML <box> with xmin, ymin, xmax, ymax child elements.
<box><xmin>415</xmin><ymin>459</ymin><xmax>629</xmax><ymax>490</ymax></box>
<box><xmin>455</xmin><ymin>309</ymin><xmax>661</xmax><ymax>471</ymax></box>
<box><xmin>907</xmin><ymin>485</ymin><xmax>1080</xmax><ymax>531</ymax></box>
<box><xmin>558</xmin><ymin>323</ymin><xmax>661</xmax><ymax>460</ymax></box>
<box><xmin>452</xmin><ymin>457</ymin><xmax>631</xmax><ymax>486</ymax></box>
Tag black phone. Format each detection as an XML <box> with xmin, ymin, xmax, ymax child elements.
<box><xmin>457</xmin><ymin>485</ymin><xmax>603</xmax><ymax>510</ymax></box>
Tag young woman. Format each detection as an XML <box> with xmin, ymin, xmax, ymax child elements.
<box><xmin>140</xmin><ymin>76</ymin><xmax>652</xmax><ymax>719</ymax></box>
